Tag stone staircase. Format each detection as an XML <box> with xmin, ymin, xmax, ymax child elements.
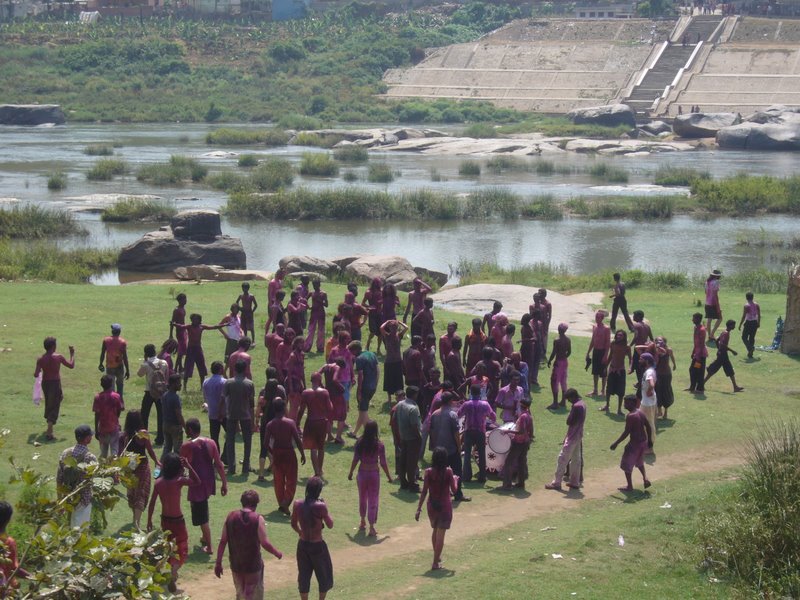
<box><xmin>624</xmin><ymin>15</ymin><xmax>722</xmax><ymax>118</ymax></box>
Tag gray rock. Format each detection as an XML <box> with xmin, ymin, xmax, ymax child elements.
<box><xmin>716</xmin><ymin>121</ymin><xmax>800</xmax><ymax>151</ymax></box>
<box><xmin>414</xmin><ymin>266</ymin><xmax>448</xmax><ymax>287</ymax></box>
<box><xmin>174</xmin><ymin>265</ymin><xmax>268</xmax><ymax>281</ymax></box>
<box><xmin>344</xmin><ymin>255</ymin><xmax>419</xmax><ymax>291</ymax></box>
<box><xmin>329</xmin><ymin>255</ymin><xmax>365</xmax><ymax>271</ymax></box>
<box><xmin>566</xmin><ymin>104</ymin><xmax>636</xmax><ymax>129</ymax></box>
<box><xmin>673</xmin><ymin>112</ymin><xmax>741</xmax><ymax>138</ymax></box>
<box><xmin>119</xmin><ymin>229</ymin><xmax>246</xmax><ymax>272</ymax></box>
<box><xmin>288</xmin><ymin>271</ymin><xmax>328</xmax><ymax>282</ymax></box>
<box><xmin>639</xmin><ymin>120</ymin><xmax>672</xmax><ymax>135</ymax></box>
<box><xmin>744</xmin><ymin>108</ymin><xmax>800</xmax><ymax>125</ymax></box>
<box><xmin>0</xmin><ymin>104</ymin><xmax>65</xmax><ymax>126</ymax></box>
<box><xmin>170</xmin><ymin>210</ymin><xmax>222</xmax><ymax>240</ymax></box>
<box><xmin>389</xmin><ymin>128</ymin><xmax>427</xmax><ymax>140</ymax></box>
<box><xmin>279</xmin><ymin>255</ymin><xmax>340</xmax><ymax>275</ymax></box>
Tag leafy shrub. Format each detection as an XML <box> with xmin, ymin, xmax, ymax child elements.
<box><xmin>520</xmin><ymin>195</ymin><xmax>563</xmax><ymax>220</ymax></box>
<box><xmin>588</xmin><ymin>163</ymin><xmax>629</xmax><ymax>183</ymax></box>
<box><xmin>342</xmin><ymin>171</ymin><xmax>359</xmax><ymax>182</ymax></box>
<box><xmin>0</xmin><ymin>205</ymin><xmax>83</xmax><ymax>239</ymax></box>
<box><xmin>250</xmin><ymin>158</ymin><xmax>294</xmax><ymax>191</ymax></box>
<box><xmin>367</xmin><ymin>163</ymin><xmax>394</xmax><ymax>183</ymax></box>
<box><xmin>333</xmin><ymin>145</ymin><xmax>369</xmax><ymax>162</ymax></box>
<box><xmin>691</xmin><ymin>174</ymin><xmax>789</xmax><ymax>214</ymax></box>
<box><xmin>299</xmin><ymin>153</ymin><xmax>339</xmax><ymax>177</ymax></box>
<box><xmin>238</xmin><ymin>154</ymin><xmax>259</xmax><ymax>167</ymax></box>
<box><xmin>0</xmin><ymin>240</ymin><xmax>117</xmax><ymax>282</ymax></box>
<box><xmin>206</xmin><ymin>170</ymin><xmax>250</xmax><ymax>192</ymax></box>
<box><xmin>458</xmin><ymin>160</ymin><xmax>481</xmax><ymax>176</ymax></box>
<box><xmin>565</xmin><ymin>197</ymin><xmax>589</xmax><ymax>215</ymax></box>
<box><xmin>654</xmin><ymin>166</ymin><xmax>710</xmax><ymax>186</ymax></box>
<box><xmin>486</xmin><ymin>156</ymin><xmax>527</xmax><ymax>173</ymax></box>
<box><xmin>269</xmin><ymin>40</ymin><xmax>307</xmax><ymax>62</ymax></box>
<box><xmin>206</xmin><ymin>128</ymin><xmax>289</xmax><ymax>146</ymax></box>
<box><xmin>463</xmin><ymin>123</ymin><xmax>498</xmax><ymax>139</ymax></box>
<box><xmin>136</xmin><ymin>155</ymin><xmax>206</xmax><ymax>185</ymax></box>
<box><xmin>87</xmin><ymin>159</ymin><xmax>127</xmax><ymax>181</ymax></box>
<box><xmin>101</xmin><ymin>198</ymin><xmax>176</xmax><ymax>223</ymax></box>
<box><xmin>638</xmin><ymin>196</ymin><xmax>675</xmax><ymax>219</ymax></box>
<box><xmin>46</xmin><ymin>171</ymin><xmax>67</xmax><ymax>191</ymax></box>
<box><xmin>83</xmin><ymin>144</ymin><xmax>113</xmax><ymax>156</ymax></box>
<box><xmin>294</xmin><ymin>132</ymin><xmax>325</xmax><ymax>147</ymax></box>
<box><xmin>204</xmin><ymin>102</ymin><xmax>223</xmax><ymax>123</ymax></box>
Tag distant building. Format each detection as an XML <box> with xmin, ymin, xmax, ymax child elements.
<box><xmin>574</xmin><ymin>3</ymin><xmax>635</xmax><ymax>18</ymax></box>
<box><xmin>272</xmin><ymin>0</ymin><xmax>308</xmax><ymax>20</ymax></box>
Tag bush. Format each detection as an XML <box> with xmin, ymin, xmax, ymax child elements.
<box><xmin>463</xmin><ymin>123</ymin><xmax>498</xmax><ymax>139</ymax></box>
<box><xmin>250</xmin><ymin>158</ymin><xmax>294</xmax><ymax>192</ymax></box>
<box><xmin>136</xmin><ymin>155</ymin><xmax>207</xmax><ymax>185</ymax></box>
<box><xmin>486</xmin><ymin>156</ymin><xmax>527</xmax><ymax>173</ymax></box>
<box><xmin>87</xmin><ymin>159</ymin><xmax>127</xmax><ymax>181</ymax></box>
<box><xmin>458</xmin><ymin>160</ymin><xmax>481</xmax><ymax>176</ymax></box>
<box><xmin>206</xmin><ymin>170</ymin><xmax>251</xmax><ymax>192</ymax></box>
<box><xmin>299</xmin><ymin>153</ymin><xmax>339</xmax><ymax>177</ymax></box>
<box><xmin>238</xmin><ymin>154</ymin><xmax>259</xmax><ymax>167</ymax></box>
<box><xmin>294</xmin><ymin>132</ymin><xmax>325</xmax><ymax>147</ymax></box>
<box><xmin>467</xmin><ymin>188</ymin><xmax>519</xmax><ymax>219</ymax></box>
<box><xmin>367</xmin><ymin>163</ymin><xmax>394</xmax><ymax>183</ymax></box>
<box><xmin>46</xmin><ymin>171</ymin><xmax>67</xmax><ymax>191</ymax></box>
<box><xmin>638</xmin><ymin>196</ymin><xmax>674</xmax><ymax>219</ymax></box>
<box><xmin>699</xmin><ymin>420</ymin><xmax>800</xmax><ymax>597</ymax></box>
<box><xmin>83</xmin><ymin>144</ymin><xmax>114</xmax><ymax>156</ymax></box>
<box><xmin>206</xmin><ymin>128</ymin><xmax>289</xmax><ymax>146</ymax></box>
<box><xmin>333</xmin><ymin>145</ymin><xmax>369</xmax><ymax>162</ymax></box>
<box><xmin>654</xmin><ymin>165</ymin><xmax>710</xmax><ymax>186</ymax></box>
<box><xmin>0</xmin><ymin>205</ymin><xmax>83</xmax><ymax>239</ymax></box>
<box><xmin>587</xmin><ymin>163</ymin><xmax>629</xmax><ymax>183</ymax></box>
<box><xmin>100</xmin><ymin>198</ymin><xmax>176</xmax><ymax>223</ymax></box>
<box><xmin>691</xmin><ymin>174</ymin><xmax>789</xmax><ymax>215</ymax></box>
<box><xmin>520</xmin><ymin>195</ymin><xmax>563</xmax><ymax>220</ymax></box>
<box><xmin>0</xmin><ymin>240</ymin><xmax>117</xmax><ymax>283</ymax></box>
<box><xmin>342</xmin><ymin>171</ymin><xmax>359</xmax><ymax>182</ymax></box>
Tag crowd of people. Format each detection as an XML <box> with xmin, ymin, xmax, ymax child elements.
<box><xmin>8</xmin><ymin>267</ymin><xmax>761</xmax><ymax>598</ymax></box>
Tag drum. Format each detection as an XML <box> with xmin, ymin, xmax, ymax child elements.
<box><xmin>485</xmin><ymin>422</ymin><xmax>515</xmax><ymax>473</ymax></box>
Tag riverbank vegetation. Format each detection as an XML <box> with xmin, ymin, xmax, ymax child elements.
<box><xmin>0</xmin><ymin>241</ymin><xmax>118</xmax><ymax>282</ymax></box>
<box><xmin>0</xmin><ymin>205</ymin><xmax>84</xmax><ymax>239</ymax></box>
<box><xmin>86</xmin><ymin>158</ymin><xmax>128</xmax><ymax>181</ymax></box>
<box><xmin>454</xmin><ymin>259</ymin><xmax>788</xmax><ymax>294</ymax></box>
<box><xmin>100</xmin><ymin>198</ymin><xmax>176</xmax><ymax>223</ymax></box>
<box><xmin>83</xmin><ymin>144</ymin><xmax>115</xmax><ymax>156</ymax></box>
<box><xmin>653</xmin><ymin>165</ymin><xmax>711</xmax><ymax>186</ymax></box>
<box><xmin>206</xmin><ymin>128</ymin><xmax>290</xmax><ymax>146</ymax></box>
<box><xmin>46</xmin><ymin>171</ymin><xmax>67</xmax><ymax>191</ymax></box>
<box><xmin>136</xmin><ymin>155</ymin><xmax>207</xmax><ymax>185</ymax></box>
<box><xmin>690</xmin><ymin>173</ymin><xmax>800</xmax><ymax>215</ymax></box>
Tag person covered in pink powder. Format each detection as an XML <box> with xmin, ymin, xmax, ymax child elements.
<box><xmin>610</xmin><ymin>394</ymin><xmax>653</xmax><ymax>492</ymax></box>
<box><xmin>304</xmin><ymin>279</ymin><xmax>328</xmax><ymax>354</ymax></box>
<box><xmin>538</xmin><ymin>288</ymin><xmax>553</xmax><ymax>351</ymax></box>
<box><xmin>602</xmin><ymin>330</ymin><xmax>631</xmax><ymax>414</ymax></box>
<box><xmin>265</xmin><ymin>323</ymin><xmax>285</xmax><ymax>369</ymax></box>
<box><xmin>34</xmin><ymin>336</ymin><xmax>75</xmax><ymax>441</ymax></box>
<box><xmin>297</xmin><ymin>372</ymin><xmax>333</xmax><ymax>477</ymax></box>
<box><xmin>172</xmin><ymin>313</ymin><xmax>223</xmax><ymax>389</ymax></box>
<box><xmin>381</xmin><ymin>282</ymin><xmax>401</xmax><ymax>323</ymax></box>
<box><xmin>404</xmin><ymin>278</ymin><xmax>433</xmax><ymax>338</ymax></box>
<box><xmin>214</xmin><ymin>489</ymin><xmax>283</xmax><ymax>600</ymax></box>
<box><xmin>496</xmin><ymin>371</ymin><xmax>524</xmax><ymax>424</ymax></box>
<box><xmin>363</xmin><ymin>277</ymin><xmax>384</xmax><ymax>354</ymax></box>
<box><xmin>284</xmin><ymin>337</ymin><xmax>307</xmax><ymax>421</ymax></box>
<box><xmin>704</xmin><ymin>269</ymin><xmax>723</xmax><ymax>341</ymax></box>
<box><xmin>274</xmin><ymin>327</ymin><xmax>297</xmax><ymax>383</ymax></box>
<box><xmin>291</xmin><ymin>476</ymin><xmax>334</xmax><ymax>600</ymax></box>
<box><xmin>547</xmin><ymin>323</ymin><xmax>572</xmax><ymax>410</ymax></box>
<box><xmin>545</xmin><ymin>388</ymin><xmax>585</xmax><ymax>491</ymax></box>
<box><xmin>265</xmin><ymin>290</ymin><xmax>286</xmax><ymax>335</ymax></box>
<box><xmin>236</xmin><ymin>282</ymin><xmax>258</xmax><ymax>344</ymax></box>
<box><xmin>585</xmin><ymin>310</ymin><xmax>611</xmax><ymax>398</ymax></box>
<box><xmin>267</xmin><ymin>268</ymin><xmax>285</xmax><ymax>308</ymax></box>
<box><xmin>287</xmin><ymin>290</ymin><xmax>309</xmax><ymax>338</ymax></box>
<box><xmin>347</xmin><ymin>420</ymin><xmax>393</xmax><ymax>537</ymax></box>
<box><xmin>169</xmin><ymin>293</ymin><xmax>188</xmax><ymax>373</ymax></box>
<box><xmin>415</xmin><ymin>446</ymin><xmax>458</xmax><ymax>571</ymax></box>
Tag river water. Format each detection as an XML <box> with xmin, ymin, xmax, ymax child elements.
<box><xmin>1</xmin><ymin>123</ymin><xmax>798</xmax><ymax>284</ymax></box>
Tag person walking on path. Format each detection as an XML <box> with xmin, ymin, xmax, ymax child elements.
<box><xmin>297</xmin><ymin>373</ymin><xmax>333</xmax><ymax>478</ymax></box>
<box><xmin>610</xmin><ymin>273</ymin><xmax>635</xmax><ymax>332</ymax></box>
<box><xmin>264</xmin><ymin>399</ymin><xmax>306</xmax><ymax>515</ymax></box>
<box><xmin>99</xmin><ymin>323</ymin><xmax>129</xmax><ymax>401</ymax></box>
<box><xmin>122</xmin><ymin>410</ymin><xmax>160</xmax><ymax>531</ymax></box>
<box><xmin>586</xmin><ymin>310</ymin><xmax>611</xmax><ymax>398</ymax></box>
<box><xmin>545</xmin><ymin>389</ymin><xmax>586</xmax><ymax>491</ymax></box>
<box><xmin>738</xmin><ymin>291</ymin><xmax>761</xmax><ymax>359</ymax></box>
<box><xmin>429</xmin><ymin>392</ymin><xmax>469</xmax><ymax>503</ymax></box>
<box><xmin>610</xmin><ymin>395</ymin><xmax>653</xmax><ymax>492</ymax></box>
<box><xmin>705</xmin><ymin>269</ymin><xmax>723</xmax><ymax>341</ymax></box>
<box><xmin>223</xmin><ymin>360</ymin><xmax>256</xmax><ymax>476</ymax></box>
<box><xmin>291</xmin><ymin>477</ymin><xmax>334</xmax><ymax>600</ymax></box>
<box><xmin>546</xmin><ymin>323</ymin><xmax>571</xmax><ymax>410</ymax></box>
<box><xmin>704</xmin><ymin>320</ymin><xmax>745</xmax><ymax>393</ymax></box>
<box><xmin>347</xmin><ymin>420</ymin><xmax>393</xmax><ymax>537</ymax></box>
<box><xmin>395</xmin><ymin>386</ymin><xmax>422</xmax><ymax>493</ymax></box>
<box><xmin>349</xmin><ymin>341</ymin><xmax>379</xmax><ymax>439</ymax></box>
<box><xmin>415</xmin><ymin>447</ymin><xmax>458</xmax><ymax>571</ymax></box>
<box><xmin>34</xmin><ymin>337</ymin><xmax>75</xmax><ymax>441</ymax></box>
<box><xmin>137</xmin><ymin>343</ymin><xmax>168</xmax><ymax>447</ymax></box>
<box><xmin>214</xmin><ymin>490</ymin><xmax>283</xmax><ymax>600</ymax></box>
<box><xmin>687</xmin><ymin>312</ymin><xmax>709</xmax><ymax>394</ymax></box>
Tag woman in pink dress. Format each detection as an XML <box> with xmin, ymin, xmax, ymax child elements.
<box><xmin>347</xmin><ymin>420</ymin><xmax>393</xmax><ymax>537</ymax></box>
<box><xmin>415</xmin><ymin>446</ymin><xmax>458</xmax><ymax>571</ymax></box>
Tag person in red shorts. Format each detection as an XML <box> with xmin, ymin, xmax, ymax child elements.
<box><xmin>610</xmin><ymin>394</ymin><xmax>653</xmax><ymax>491</ymax></box>
<box><xmin>99</xmin><ymin>323</ymin><xmax>129</xmax><ymax>401</ymax></box>
<box><xmin>172</xmin><ymin>313</ymin><xmax>224</xmax><ymax>389</ymax></box>
<box><xmin>292</xmin><ymin>477</ymin><xmax>334</xmax><ymax>600</ymax></box>
<box><xmin>297</xmin><ymin>373</ymin><xmax>333</xmax><ymax>477</ymax></box>
<box><xmin>215</xmin><ymin>490</ymin><xmax>283</xmax><ymax>600</ymax></box>
<box><xmin>415</xmin><ymin>446</ymin><xmax>458</xmax><ymax>571</ymax></box>
<box><xmin>263</xmin><ymin>399</ymin><xmax>306</xmax><ymax>515</ymax></box>
<box><xmin>147</xmin><ymin>452</ymin><xmax>200</xmax><ymax>593</ymax></box>
<box><xmin>34</xmin><ymin>336</ymin><xmax>75</xmax><ymax>441</ymax></box>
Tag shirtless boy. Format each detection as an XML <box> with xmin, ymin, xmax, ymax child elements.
<box><xmin>704</xmin><ymin>320</ymin><xmax>744</xmax><ymax>392</ymax></box>
<box><xmin>610</xmin><ymin>395</ymin><xmax>653</xmax><ymax>491</ymax></box>
<box><xmin>236</xmin><ymin>282</ymin><xmax>258</xmax><ymax>343</ymax></box>
<box><xmin>169</xmin><ymin>293</ymin><xmax>188</xmax><ymax>373</ymax></box>
<box><xmin>547</xmin><ymin>323</ymin><xmax>572</xmax><ymax>409</ymax></box>
<box><xmin>34</xmin><ymin>336</ymin><xmax>75</xmax><ymax>440</ymax></box>
<box><xmin>602</xmin><ymin>330</ymin><xmax>631</xmax><ymax>414</ymax></box>
<box><xmin>585</xmin><ymin>311</ymin><xmax>611</xmax><ymax>397</ymax></box>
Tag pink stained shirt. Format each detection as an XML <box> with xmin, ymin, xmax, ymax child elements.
<box><xmin>103</xmin><ymin>336</ymin><xmax>127</xmax><ymax>368</ymax></box>
<box><xmin>705</xmin><ymin>278</ymin><xmax>720</xmax><ymax>306</ymax></box>
<box><xmin>309</xmin><ymin>290</ymin><xmax>328</xmax><ymax>317</ymax></box>
<box><xmin>496</xmin><ymin>384</ymin><xmax>524</xmax><ymax>423</ymax></box>
<box><xmin>457</xmin><ymin>397</ymin><xmax>495</xmax><ymax>433</ymax></box>
<box><xmin>513</xmin><ymin>411</ymin><xmax>534</xmax><ymax>444</ymax></box>
<box><xmin>328</xmin><ymin>345</ymin><xmax>353</xmax><ymax>383</ymax></box>
<box><xmin>564</xmin><ymin>400</ymin><xmax>586</xmax><ymax>445</ymax></box>
<box><xmin>693</xmin><ymin>324</ymin><xmax>709</xmax><ymax>359</ymax></box>
<box><xmin>92</xmin><ymin>390</ymin><xmax>124</xmax><ymax>435</ymax></box>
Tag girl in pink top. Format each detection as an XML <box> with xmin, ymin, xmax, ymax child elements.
<box><xmin>415</xmin><ymin>447</ymin><xmax>458</xmax><ymax>571</ymax></box>
<box><xmin>348</xmin><ymin>420</ymin><xmax>393</xmax><ymax>537</ymax></box>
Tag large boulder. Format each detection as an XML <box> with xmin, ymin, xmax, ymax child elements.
<box><xmin>170</xmin><ymin>210</ymin><xmax>222</xmax><ymax>240</ymax></box>
<box><xmin>279</xmin><ymin>255</ymin><xmax>340</xmax><ymax>276</ymax></box>
<box><xmin>414</xmin><ymin>266</ymin><xmax>448</xmax><ymax>288</ymax></box>
<box><xmin>716</xmin><ymin>121</ymin><xmax>800</xmax><ymax>151</ymax></box>
<box><xmin>344</xmin><ymin>255</ymin><xmax>419</xmax><ymax>291</ymax></box>
<box><xmin>566</xmin><ymin>104</ymin><xmax>636</xmax><ymax>129</ymax></box>
<box><xmin>673</xmin><ymin>112</ymin><xmax>741</xmax><ymax>138</ymax></box>
<box><xmin>639</xmin><ymin>120</ymin><xmax>672</xmax><ymax>136</ymax></box>
<box><xmin>119</xmin><ymin>229</ymin><xmax>246</xmax><ymax>272</ymax></box>
<box><xmin>329</xmin><ymin>255</ymin><xmax>365</xmax><ymax>271</ymax></box>
<box><xmin>174</xmin><ymin>265</ymin><xmax>268</xmax><ymax>281</ymax></box>
<box><xmin>0</xmin><ymin>104</ymin><xmax>66</xmax><ymax>126</ymax></box>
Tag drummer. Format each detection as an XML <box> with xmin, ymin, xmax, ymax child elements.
<box><xmin>495</xmin><ymin>371</ymin><xmax>524</xmax><ymax>423</ymax></box>
<box><xmin>458</xmin><ymin>383</ymin><xmax>496</xmax><ymax>484</ymax></box>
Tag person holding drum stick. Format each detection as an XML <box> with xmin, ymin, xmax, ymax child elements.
<box><xmin>500</xmin><ymin>396</ymin><xmax>534</xmax><ymax>491</ymax></box>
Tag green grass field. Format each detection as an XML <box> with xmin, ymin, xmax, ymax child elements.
<box><xmin>0</xmin><ymin>280</ymin><xmax>795</xmax><ymax>598</ymax></box>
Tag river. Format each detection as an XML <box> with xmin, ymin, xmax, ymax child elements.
<box><xmin>1</xmin><ymin>123</ymin><xmax>798</xmax><ymax>284</ymax></box>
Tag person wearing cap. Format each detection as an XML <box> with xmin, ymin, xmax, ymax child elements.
<box><xmin>704</xmin><ymin>269</ymin><xmax>723</xmax><ymax>341</ymax></box>
<box><xmin>547</xmin><ymin>323</ymin><xmax>572</xmax><ymax>410</ymax></box>
<box><xmin>214</xmin><ymin>489</ymin><xmax>283</xmax><ymax>600</ymax></box>
<box><xmin>99</xmin><ymin>323</ymin><xmax>129</xmax><ymax>401</ymax></box>
<box><xmin>545</xmin><ymin>389</ymin><xmax>585</xmax><ymax>491</ymax></box>
<box><xmin>56</xmin><ymin>425</ymin><xmax>97</xmax><ymax>528</ymax></box>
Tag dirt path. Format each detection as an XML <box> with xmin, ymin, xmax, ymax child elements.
<box><xmin>182</xmin><ymin>445</ymin><xmax>743</xmax><ymax>598</ymax></box>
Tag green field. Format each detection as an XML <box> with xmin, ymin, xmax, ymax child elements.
<box><xmin>0</xmin><ymin>280</ymin><xmax>794</xmax><ymax>598</ymax></box>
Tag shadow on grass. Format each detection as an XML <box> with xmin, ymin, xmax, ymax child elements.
<box><xmin>264</xmin><ymin>509</ymin><xmax>291</xmax><ymax>525</ymax></box>
<box><xmin>27</xmin><ymin>432</ymin><xmax>56</xmax><ymax>445</ymax></box>
<box><xmin>390</xmin><ymin>490</ymin><xmax>420</xmax><ymax>503</ymax></box>
<box><xmin>345</xmin><ymin>530</ymin><xmax>389</xmax><ymax>546</ymax></box>
<box><xmin>656</xmin><ymin>418</ymin><xmax>676</xmax><ymax>432</ymax></box>
<box><xmin>422</xmin><ymin>567</ymin><xmax>455</xmax><ymax>578</ymax></box>
<box><xmin>644</xmin><ymin>452</ymin><xmax>657</xmax><ymax>465</ymax></box>
<box><xmin>487</xmin><ymin>486</ymin><xmax>532</xmax><ymax>499</ymax></box>
<box><xmin>613</xmin><ymin>488</ymin><xmax>652</xmax><ymax>503</ymax></box>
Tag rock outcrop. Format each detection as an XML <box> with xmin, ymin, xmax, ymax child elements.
<box><xmin>716</xmin><ymin>107</ymin><xmax>800</xmax><ymax>150</ymax></box>
<box><xmin>639</xmin><ymin>120</ymin><xmax>672</xmax><ymax>136</ymax></box>
<box><xmin>174</xmin><ymin>265</ymin><xmax>269</xmax><ymax>281</ymax></box>
<box><xmin>566</xmin><ymin>104</ymin><xmax>637</xmax><ymax>129</ymax></box>
<box><xmin>673</xmin><ymin>112</ymin><xmax>741</xmax><ymax>138</ymax></box>
<box><xmin>119</xmin><ymin>210</ymin><xmax>246</xmax><ymax>272</ymax></box>
<box><xmin>0</xmin><ymin>104</ymin><xmax>66</xmax><ymax>126</ymax></box>
<box><xmin>279</xmin><ymin>255</ymin><xmax>341</xmax><ymax>275</ymax></box>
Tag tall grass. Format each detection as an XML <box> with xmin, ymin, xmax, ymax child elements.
<box><xmin>520</xmin><ymin>195</ymin><xmax>563</xmax><ymax>220</ymax></box>
<box><xmin>587</xmin><ymin>162</ymin><xmax>629</xmax><ymax>183</ymax></box>
<box><xmin>237</xmin><ymin>154</ymin><xmax>259</xmax><ymax>168</ymax></box>
<box><xmin>299</xmin><ymin>153</ymin><xmax>338</xmax><ymax>177</ymax></box>
<box><xmin>691</xmin><ymin>174</ymin><xmax>800</xmax><ymax>215</ymax></box>
<box><xmin>46</xmin><ymin>171</ymin><xmax>67</xmax><ymax>191</ymax></box>
<box><xmin>250</xmin><ymin>158</ymin><xmax>294</xmax><ymax>192</ymax></box>
<box><xmin>463</xmin><ymin>123</ymin><xmax>498</xmax><ymax>139</ymax></box>
<box><xmin>0</xmin><ymin>205</ymin><xmax>84</xmax><ymax>239</ymax></box>
<box><xmin>458</xmin><ymin>160</ymin><xmax>481</xmax><ymax>176</ymax></box>
<box><xmin>100</xmin><ymin>198</ymin><xmax>176</xmax><ymax>223</ymax></box>
<box><xmin>486</xmin><ymin>156</ymin><xmax>527</xmax><ymax>173</ymax></box>
<box><xmin>498</xmin><ymin>116</ymin><xmax>631</xmax><ymax>138</ymax></box>
<box><xmin>83</xmin><ymin>144</ymin><xmax>114</xmax><ymax>156</ymax></box>
<box><xmin>333</xmin><ymin>145</ymin><xmax>369</xmax><ymax>163</ymax></box>
<box><xmin>700</xmin><ymin>420</ymin><xmax>800</xmax><ymax>597</ymax></box>
<box><xmin>136</xmin><ymin>156</ymin><xmax>207</xmax><ymax>185</ymax></box>
<box><xmin>0</xmin><ymin>240</ymin><xmax>117</xmax><ymax>283</ymax></box>
<box><xmin>206</xmin><ymin>128</ymin><xmax>289</xmax><ymax>146</ymax></box>
<box><xmin>87</xmin><ymin>159</ymin><xmax>128</xmax><ymax>181</ymax></box>
<box><xmin>367</xmin><ymin>163</ymin><xmax>394</xmax><ymax>183</ymax></box>
<box><xmin>654</xmin><ymin>166</ymin><xmax>710</xmax><ymax>186</ymax></box>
